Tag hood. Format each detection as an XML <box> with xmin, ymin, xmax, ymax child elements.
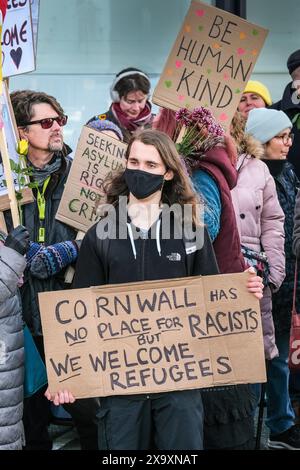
<box><xmin>238</xmin><ymin>133</ymin><xmax>265</xmax><ymax>160</ymax></box>
<box><xmin>231</xmin><ymin>111</ymin><xmax>264</xmax><ymax>159</ymax></box>
<box><xmin>204</xmin><ymin>146</ymin><xmax>237</xmax><ymax>190</ymax></box>
<box><xmin>279</xmin><ymin>81</ymin><xmax>300</xmax><ymax>112</ymax></box>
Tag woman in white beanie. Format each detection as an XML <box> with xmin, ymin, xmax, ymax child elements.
<box><xmin>246</xmin><ymin>107</ymin><xmax>300</xmax><ymax>449</ymax></box>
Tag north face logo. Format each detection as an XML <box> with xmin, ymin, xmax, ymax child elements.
<box><xmin>166</xmin><ymin>253</ymin><xmax>181</xmax><ymax>261</ymax></box>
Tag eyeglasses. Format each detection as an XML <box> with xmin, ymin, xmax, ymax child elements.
<box><xmin>21</xmin><ymin>115</ymin><xmax>68</xmax><ymax>129</ymax></box>
<box><xmin>274</xmin><ymin>133</ymin><xmax>294</xmax><ymax>145</ymax></box>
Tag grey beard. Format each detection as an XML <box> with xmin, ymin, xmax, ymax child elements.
<box><xmin>49</xmin><ymin>141</ymin><xmax>63</xmax><ymax>152</ymax></box>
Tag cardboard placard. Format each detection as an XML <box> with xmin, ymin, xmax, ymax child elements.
<box><xmin>2</xmin><ymin>0</ymin><xmax>35</xmax><ymax>78</ymax></box>
<box><xmin>39</xmin><ymin>272</ymin><xmax>266</xmax><ymax>399</ymax></box>
<box><xmin>0</xmin><ymin>81</ymin><xmax>33</xmax><ymax>211</ymax></box>
<box><xmin>152</xmin><ymin>1</ymin><xmax>268</xmax><ymax>129</ymax></box>
<box><xmin>56</xmin><ymin>126</ymin><xmax>127</xmax><ymax>232</ymax></box>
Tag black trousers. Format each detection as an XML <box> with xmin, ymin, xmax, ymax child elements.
<box><xmin>97</xmin><ymin>390</ymin><xmax>204</xmax><ymax>450</ymax></box>
<box><xmin>63</xmin><ymin>398</ymin><xmax>100</xmax><ymax>450</ymax></box>
<box><xmin>23</xmin><ymin>336</ymin><xmax>52</xmax><ymax>450</ymax></box>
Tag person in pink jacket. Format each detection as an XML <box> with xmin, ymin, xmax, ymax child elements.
<box><xmin>231</xmin><ymin>112</ymin><xmax>286</xmax><ymax>361</ymax></box>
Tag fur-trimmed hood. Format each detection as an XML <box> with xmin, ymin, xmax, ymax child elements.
<box><xmin>231</xmin><ymin>111</ymin><xmax>265</xmax><ymax>160</ymax></box>
<box><xmin>238</xmin><ymin>133</ymin><xmax>265</xmax><ymax>160</ymax></box>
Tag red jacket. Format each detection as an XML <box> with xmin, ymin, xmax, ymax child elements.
<box><xmin>196</xmin><ymin>146</ymin><xmax>246</xmax><ymax>274</ymax></box>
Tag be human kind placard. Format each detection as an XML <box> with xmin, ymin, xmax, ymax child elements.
<box><xmin>153</xmin><ymin>1</ymin><xmax>268</xmax><ymax>129</ymax></box>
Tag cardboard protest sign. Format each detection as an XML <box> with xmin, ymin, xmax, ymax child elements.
<box><xmin>39</xmin><ymin>272</ymin><xmax>266</xmax><ymax>399</ymax></box>
<box><xmin>56</xmin><ymin>126</ymin><xmax>127</xmax><ymax>232</ymax></box>
<box><xmin>152</xmin><ymin>0</ymin><xmax>268</xmax><ymax>129</ymax></box>
<box><xmin>2</xmin><ymin>0</ymin><xmax>35</xmax><ymax>77</ymax></box>
<box><xmin>0</xmin><ymin>81</ymin><xmax>32</xmax><ymax>211</ymax></box>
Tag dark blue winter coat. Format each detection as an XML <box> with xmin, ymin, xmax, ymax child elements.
<box><xmin>267</xmin><ymin>162</ymin><xmax>300</xmax><ymax>334</ymax></box>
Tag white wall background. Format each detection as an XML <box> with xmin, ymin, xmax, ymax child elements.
<box><xmin>246</xmin><ymin>0</ymin><xmax>299</xmax><ymax>103</ymax></box>
<box><xmin>10</xmin><ymin>0</ymin><xmax>297</xmax><ymax>151</ymax></box>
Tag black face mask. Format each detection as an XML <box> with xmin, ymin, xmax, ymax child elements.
<box><xmin>124</xmin><ymin>168</ymin><xmax>165</xmax><ymax>200</ymax></box>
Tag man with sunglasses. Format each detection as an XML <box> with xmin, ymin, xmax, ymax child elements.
<box><xmin>5</xmin><ymin>90</ymin><xmax>99</xmax><ymax>450</ymax></box>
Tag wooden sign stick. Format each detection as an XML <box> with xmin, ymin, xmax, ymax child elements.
<box><xmin>64</xmin><ymin>230</ymin><xmax>85</xmax><ymax>284</ymax></box>
<box><xmin>0</xmin><ymin>211</ymin><xmax>7</xmax><ymax>233</ymax></box>
<box><xmin>176</xmin><ymin>124</ymin><xmax>186</xmax><ymax>144</ymax></box>
<box><xmin>0</xmin><ymin>125</ymin><xmax>20</xmax><ymax>227</ymax></box>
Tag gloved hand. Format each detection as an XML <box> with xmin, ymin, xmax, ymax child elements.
<box><xmin>4</xmin><ymin>225</ymin><xmax>30</xmax><ymax>255</ymax></box>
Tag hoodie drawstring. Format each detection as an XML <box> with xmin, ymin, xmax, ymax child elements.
<box><xmin>126</xmin><ymin>219</ymin><xmax>162</xmax><ymax>259</ymax></box>
<box><xmin>156</xmin><ymin>218</ymin><xmax>161</xmax><ymax>257</ymax></box>
<box><xmin>127</xmin><ymin>223</ymin><xmax>137</xmax><ymax>259</ymax></box>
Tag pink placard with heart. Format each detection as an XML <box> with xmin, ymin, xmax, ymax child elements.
<box><xmin>2</xmin><ymin>1</ymin><xmax>36</xmax><ymax>78</ymax></box>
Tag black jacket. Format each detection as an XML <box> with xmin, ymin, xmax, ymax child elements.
<box><xmin>271</xmin><ymin>82</ymin><xmax>300</xmax><ymax>178</ymax></box>
<box><xmin>73</xmin><ymin>211</ymin><xmax>218</xmax><ymax>289</ymax></box>
<box><xmin>270</xmin><ymin>162</ymin><xmax>300</xmax><ymax>334</ymax></box>
<box><xmin>6</xmin><ymin>150</ymin><xmax>77</xmax><ymax>336</ymax></box>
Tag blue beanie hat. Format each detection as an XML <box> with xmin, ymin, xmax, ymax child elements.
<box><xmin>245</xmin><ymin>108</ymin><xmax>292</xmax><ymax>144</ymax></box>
<box><xmin>87</xmin><ymin>118</ymin><xmax>123</xmax><ymax>141</ymax></box>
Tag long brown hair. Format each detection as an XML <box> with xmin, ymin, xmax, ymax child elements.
<box><xmin>104</xmin><ymin>129</ymin><xmax>201</xmax><ymax>225</ymax></box>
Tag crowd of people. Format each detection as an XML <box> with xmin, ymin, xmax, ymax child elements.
<box><xmin>1</xmin><ymin>48</ymin><xmax>300</xmax><ymax>451</ymax></box>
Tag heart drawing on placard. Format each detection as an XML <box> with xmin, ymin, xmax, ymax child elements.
<box><xmin>219</xmin><ymin>113</ymin><xmax>228</xmax><ymax>121</ymax></box>
<box><xmin>10</xmin><ymin>47</ymin><xmax>22</xmax><ymax>68</ymax></box>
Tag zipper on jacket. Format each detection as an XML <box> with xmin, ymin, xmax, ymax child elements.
<box><xmin>140</xmin><ymin>237</ymin><xmax>146</xmax><ymax>281</ymax></box>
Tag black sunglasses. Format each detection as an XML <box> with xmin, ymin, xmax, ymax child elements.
<box><xmin>21</xmin><ymin>115</ymin><xmax>68</xmax><ymax>129</ymax></box>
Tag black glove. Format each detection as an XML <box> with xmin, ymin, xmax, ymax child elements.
<box><xmin>4</xmin><ymin>225</ymin><xmax>30</xmax><ymax>255</ymax></box>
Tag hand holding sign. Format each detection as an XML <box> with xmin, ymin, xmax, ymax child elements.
<box><xmin>245</xmin><ymin>266</ymin><xmax>264</xmax><ymax>300</ymax></box>
<box><xmin>45</xmin><ymin>387</ymin><xmax>76</xmax><ymax>406</ymax></box>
